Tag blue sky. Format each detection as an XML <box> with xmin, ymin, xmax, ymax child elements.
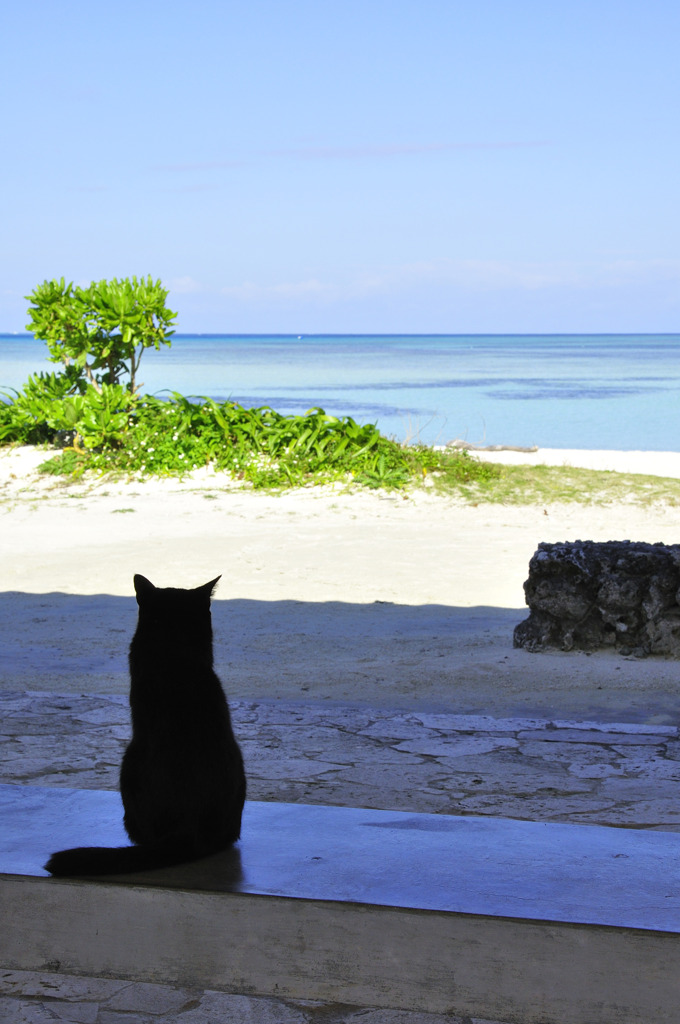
<box><xmin>1</xmin><ymin>0</ymin><xmax>679</xmax><ymax>333</ymax></box>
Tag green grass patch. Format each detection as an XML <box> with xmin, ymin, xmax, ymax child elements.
<box><xmin>432</xmin><ymin>461</ymin><xmax>680</xmax><ymax>505</ymax></box>
<box><xmin>34</xmin><ymin>441</ymin><xmax>679</xmax><ymax>506</ymax></box>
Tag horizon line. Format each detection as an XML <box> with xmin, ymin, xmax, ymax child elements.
<box><xmin>2</xmin><ymin>331</ymin><xmax>680</xmax><ymax>340</ymax></box>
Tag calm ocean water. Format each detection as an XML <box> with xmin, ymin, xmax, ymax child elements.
<box><xmin>1</xmin><ymin>333</ymin><xmax>678</xmax><ymax>450</ymax></box>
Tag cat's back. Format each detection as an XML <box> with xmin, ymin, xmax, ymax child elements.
<box><xmin>123</xmin><ymin>574</ymin><xmax>244</xmax><ymax>809</ymax></box>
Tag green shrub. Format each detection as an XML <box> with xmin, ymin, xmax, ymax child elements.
<box><xmin>0</xmin><ymin>372</ymin><xmax>134</xmax><ymax>449</ymax></box>
<box><xmin>25</xmin><ymin>276</ymin><xmax>176</xmax><ymax>393</ymax></box>
<box><xmin>0</xmin><ymin>369</ymin><xmax>82</xmax><ymax>443</ymax></box>
<box><xmin>25</xmin><ymin>391</ymin><xmax>494</xmax><ymax>492</ymax></box>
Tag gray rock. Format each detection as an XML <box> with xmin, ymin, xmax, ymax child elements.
<box><xmin>514</xmin><ymin>540</ymin><xmax>680</xmax><ymax>656</ymax></box>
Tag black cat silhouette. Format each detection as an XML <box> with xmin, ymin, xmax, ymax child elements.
<box><xmin>45</xmin><ymin>574</ymin><xmax>246</xmax><ymax>875</ymax></box>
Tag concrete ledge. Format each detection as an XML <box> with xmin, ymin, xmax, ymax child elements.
<box><xmin>2</xmin><ymin>784</ymin><xmax>680</xmax><ymax>1022</ymax></box>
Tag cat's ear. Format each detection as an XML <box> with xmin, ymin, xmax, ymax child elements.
<box><xmin>201</xmin><ymin>575</ymin><xmax>222</xmax><ymax>598</ymax></box>
<box><xmin>133</xmin><ymin>575</ymin><xmax>156</xmax><ymax>603</ymax></box>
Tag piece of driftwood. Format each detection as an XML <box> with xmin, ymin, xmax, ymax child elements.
<box><xmin>448</xmin><ymin>441</ymin><xmax>539</xmax><ymax>452</ymax></box>
<box><xmin>514</xmin><ymin>540</ymin><xmax>680</xmax><ymax>657</ymax></box>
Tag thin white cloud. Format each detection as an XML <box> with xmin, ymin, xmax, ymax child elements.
<box><xmin>218</xmin><ymin>259</ymin><xmax>680</xmax><ymax>306</ymax></box>
<box><xmin>352</xmin><ymin>258</ymin><xmax>680</xmax><ymax>294</ymax></box>
<box><xmin>153</xmin><ymin>140</ymin><xmax>549</xmax><ymax>173</ymax></box>
<box><xmin>220</xmin><ymin>279</ymin><xmax>331</xmax><ymax>301</ymax></box>
<box><xmin>152</xmin><ymin>160</ymin><xmax>246</xmax><ymax>172</ymax></box>
<box><xmin>169</xmin><ymin>276</ymin><xmax>204</xmax><ymax>294</ymax></box>
<box><xmin>354</xmin><ymin>259</ymin><xmax>581</xmax><ymax>292</ymax></box>
<box><xmin>265</xmin><ymin>141</ymin><xmax>551</xmax><ymax>161</ymax></box>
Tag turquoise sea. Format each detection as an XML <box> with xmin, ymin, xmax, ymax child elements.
<box><xmin>1</xmin><ymin>333</ymin><xmax>678</xmax><ymax>450</ymax></box>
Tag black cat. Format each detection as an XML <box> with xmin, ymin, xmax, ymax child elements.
<box><xmin>45</xmin><ymin>574</ymin><xmax>246</xmax><ymax>876</ymax></box>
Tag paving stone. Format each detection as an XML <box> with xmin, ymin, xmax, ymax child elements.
<box><xmin>357</xmin><ymin>717</ymin><xmax>446</xmax><ymax>741</ymax></box>
<box><xmin>107</xmin><ymin>981</ymin><xmax>197</xmax><ymax>1014</ymax></box>
<box><xmin>0</xmin><ymin>972</ymin><xmax>128</xmax><ymax>1002</ymax></box>
<box><xmin>393</xmin><ymin>736</ymin><xmax>519</xmax><ymax>757</ymax></box>
<box><xmin>457</xmin><ymin>792</ymin><xmax>619</xmax><ymax>821</ymax></box>
<box><xmin>598</xmin><ymin>776</ymin><xmax>680</xmax><ymax>802</ymax></box>
<box><xmin>567</xmin><ymin>762</ymin><xmax>626</xmax><ymax>779</ymax></box>
<box><xmin>415</xmin><ymin>713</ymin><xmax>548</xmax><ymax>734</ymax></box>
<box><xmin>661</xmin><ymin>739</ymin><xmax>680</xmax><ymax>760</ymax></box>
<box><xmin>591</xmin><ymin>802</ymin><xmax>680</xmax><ymax>828</ymax></box>
<box><xmin>517</xmin><ymin>739</ymin><xmax>633</xmax><ymax>765</ymax></box>
<box><xmin>252</xmin><ymin>753</ymin><xmax>349</xmax><ymax>781</ymax></box>
<box><xmin>439</xmin><ymin>755</ymin><xmax>574</xmax><ymax>795</ymax></box>
<box><xmin>342</xmin><ymin>1010</ymin><xmax>469</xmax><ymax>1023</ymax></box>
<box><xmin>517</xmin><ymin>728</ymin><xmax>666</xmax><ymax>744</ymax></box>
<box><xmin>175</xmin><ymin>991</ymin><xmax>308</xmax><ymax>1023</ymax></box>
<box><xmin>610</xmin><ymin>758</ymin><xmax>680</xmax><ymax>780</ymax></box>
<box><xmin>44</xmin><ymin>1001</ymin><xmax>99</xmax><ymax>1023</ymax></box>
<box><xmin>99</xmin><ymin>1014</ymin><xmax>153</xmax><ymax>1024</ymax></box>
<box><xmin>329</xmin><ymin>761</ymin><xmax>460</xmax><ymax>801</ymax></box>
<box><xmin>528</xmin><ymin>717</ymin><xmax>677</xmax><ymax>735</ymax></box>
<box><xmin>470</xmin><ymin>1019</ymin><xmax>515</xmax><ymax>1024</ymax></box>
<box><xmin>0</xmin><ymin>998</ymin><xmax>62</xmax><ymax>1023</ymax></box>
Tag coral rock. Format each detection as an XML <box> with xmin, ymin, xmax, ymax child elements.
<box><xmin>514</xmin><ymin>541</ymin><xmax>680</xmax><ymax>657</ymax></box>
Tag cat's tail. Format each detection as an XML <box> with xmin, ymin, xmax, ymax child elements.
<box><xmin>44</xmin><ymin>840</ymin><xmax>223</xmax><ymax>877</ymax></box>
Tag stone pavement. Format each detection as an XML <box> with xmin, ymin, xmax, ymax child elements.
<box><xmin>2</xmin><ymin>691</ymin><xmax>679</xmax><ymax>1023</ymax></box>
<box><xmin>2</xmin><ymin>692</ymin><xmax>679</xmax><ymax>830</ymax></box>
<box><xmin>0</xmin><ymin>970</ymin><xmax>509</xmax><ymax>1024</ymax></box>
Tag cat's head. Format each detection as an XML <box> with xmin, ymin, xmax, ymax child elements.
<box><xmin>132</xmin><ymin>576</ymin><xmax>221</xmax><ymax>653</ymax></box>
<box><xmin>133</xmin><ymin>574</ymin><xmax>221</xmax><ymax>605</ymax></box>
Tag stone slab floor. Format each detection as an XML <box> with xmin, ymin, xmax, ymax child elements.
<box><xmin>0</xmin><ymin>970</ymin><xmax>512</xmax><ymax>1024</ymax></box>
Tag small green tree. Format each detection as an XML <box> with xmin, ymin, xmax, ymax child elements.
<box><xmin>25</xmin><ymin>275</ymin><xmax>177</xmax><ymax>394</ymax></box>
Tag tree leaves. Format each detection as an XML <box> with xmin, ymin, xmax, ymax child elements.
<box><xmin>25</xmin><ymin>276</ymin><xmax>177</xmax><ymax>393</ymax></box>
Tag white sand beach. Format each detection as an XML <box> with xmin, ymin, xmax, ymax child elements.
<box><xmin>1</xmin><ymin>445</ymin><xmax>679</xmax><ymax>723</ymax></box>
<box><xmin>471</xmin><ymin>447</ymin><xmax>680</xmax><ymax>479</ymax></box>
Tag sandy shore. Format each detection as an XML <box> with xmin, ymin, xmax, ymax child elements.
<box><xmin>1</xmin><ymin>445</ymin><xmax>679</xmax><ymax>723</ymax></box>
<box><xmin>471</xmin><ymin>446</ymin><xmax>680</xmax><ymax>478</ymax></box>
